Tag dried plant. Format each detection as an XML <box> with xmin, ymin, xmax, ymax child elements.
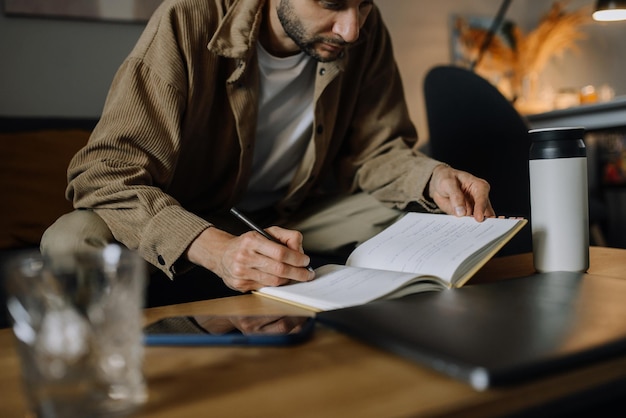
<box><xmin>511</xmin><ymin>2</ymin><xmax>592</xmax><ymax>97</ymax></box>
<box><xmin>455</xmin><ymin>1</ymin><xmax>592</xmax><ymax>102</ymax></box>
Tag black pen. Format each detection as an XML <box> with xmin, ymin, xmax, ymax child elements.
<box><xmin>230</xmin><ymin>207</ymin><xmax>314</xmax><ymax>272</ymax></box>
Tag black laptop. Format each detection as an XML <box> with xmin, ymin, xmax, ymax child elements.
<box><xmin>317</xmin><ymin>271</ymin><xmax>626</xmax><ymax>390</ymax></box>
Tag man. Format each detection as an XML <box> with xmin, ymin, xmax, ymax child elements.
<box><xmin>42</xmin><ymin>0</ymin><xmax>494</xmax><ymax>305</ymax></box>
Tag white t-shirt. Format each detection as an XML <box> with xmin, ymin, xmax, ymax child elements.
<box><xmin>238</xmin><ymin>42</ymin><xmax>316</xmax><ymax>212</ymax></box>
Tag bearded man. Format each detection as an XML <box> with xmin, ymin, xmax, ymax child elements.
<box><xmin>42</xmin><ymin>0</ymin><xmax>494</xmax><ymax>306</ymax></box>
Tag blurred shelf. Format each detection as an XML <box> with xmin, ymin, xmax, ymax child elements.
<box><xmin>526</xmin><ymin>96</ymin><xmax>626</xmax><ymax>131</ymax></box>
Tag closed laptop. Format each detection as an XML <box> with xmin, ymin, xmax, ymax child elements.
<box><xmin>317</xmin><ymin>271</ymin><xmax>626</xmax><ymax>390</ymax></box>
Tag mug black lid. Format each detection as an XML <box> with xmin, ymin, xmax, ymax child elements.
<box><xmin>528</xmin><ymin>127</ymin><xmax>585</xmax><ymax>142</ymax></box>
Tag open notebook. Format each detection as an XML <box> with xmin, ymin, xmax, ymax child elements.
<box><xmin>317</xmin><ymin>271</ymin><xmax>626</xmax><ymax>390</ymax></box>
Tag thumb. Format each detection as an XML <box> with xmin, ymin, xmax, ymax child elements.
<box><xmin>447</xmin><ymin>190</ymin><xmax>467</xmax><ymax>217</ymax></box>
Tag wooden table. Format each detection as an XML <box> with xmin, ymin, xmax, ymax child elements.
<box><xmin>2</xmin><ymin>247</ymin><xmax>626</xmax><ymax>417</ymax></box>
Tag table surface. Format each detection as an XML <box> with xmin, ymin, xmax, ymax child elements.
<box><xmin>2</xmin><ymin>246</ymin><xmax>626</xmax><ymax>418</ymax></box>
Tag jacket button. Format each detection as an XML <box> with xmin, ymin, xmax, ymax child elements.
<box><xmin>157</xmin><ymin>255</ymin><xmax>166</xmax><ymax>265</ymax></box>
<box><xmin>319</xmin><ymin>68</ymin><xmax>326</xmax><ymax>76</ymax></box>
<box><xmin>316</xmin><ymin>124</ymin><xmax>324</xmax><ymax>135</ymax></box>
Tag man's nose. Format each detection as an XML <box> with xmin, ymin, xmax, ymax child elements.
<box><xmin>333</xmin><ymin>8</ymin><xmax>360</xmax><ymax>43</ymax></box>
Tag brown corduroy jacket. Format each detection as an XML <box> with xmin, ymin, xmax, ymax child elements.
<box><xmin>66</xmin><ymin>0</ymin><xmax>441</xmax><ymax>277</ymax></box>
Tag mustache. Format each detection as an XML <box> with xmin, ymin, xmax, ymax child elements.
<box><xmin>316</xmin><ymin>37</ymin><xmax>349</xmax><ymax>47</ymax></box>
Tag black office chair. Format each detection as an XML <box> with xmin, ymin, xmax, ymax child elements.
<box><xmin>423</xmin><ymin>65</ymin><xmax>532</xmax><ymax>255</ymax></box>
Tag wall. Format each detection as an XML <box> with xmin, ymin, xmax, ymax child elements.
<box><xmin>1</xmin><ymin>0</ymin><xmax>625</xmax><ymax>141</ymax></box>
<box><xmin>0</xmin><ymin>13</ymin><xmax>144</xmax><ymax>117</ymax></box>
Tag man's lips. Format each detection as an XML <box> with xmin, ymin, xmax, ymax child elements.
<box><xmin>321</xmin><ymin>42</ymin><xmax>343</xmax><ymax>53</ymax></box>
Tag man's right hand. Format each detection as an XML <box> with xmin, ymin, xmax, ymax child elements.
<box><xmin>185</xmin><ymin>226</ymin><xmax>315</xmax><ymax>292</ymax></box>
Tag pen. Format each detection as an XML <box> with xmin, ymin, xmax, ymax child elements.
<box><xmin>230</xmin><ymin>207</ymin><xmax>314</xmax><ymax>272</ymax></box>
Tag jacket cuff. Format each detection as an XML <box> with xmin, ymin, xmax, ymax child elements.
<box><xmin>138</xmin><ymin>205</ymin><xmax>211</xmax><ymax>279</ymax></box>
<box><xmin>401</xmin><ymin>156</ymin><xmax>446</xmax><ymax>211</ymax></box>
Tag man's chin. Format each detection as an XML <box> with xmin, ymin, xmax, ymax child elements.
<box><xmin>305</xmin><ymin>47</ymin><xmax>342</xmax><ymax>63</ymax></box>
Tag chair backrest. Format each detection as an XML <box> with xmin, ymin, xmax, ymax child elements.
<box><xmin>423</xmin><ymin>65</ymin><xmax>531</xmax><ymax>255</ymax></box>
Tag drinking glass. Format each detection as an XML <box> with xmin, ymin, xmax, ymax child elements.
<box><xmin>4</xmin><ymin>244</ymin><xmax>148</xmax><ymax>417</ymax></box>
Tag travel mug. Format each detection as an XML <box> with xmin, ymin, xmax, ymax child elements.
<box><xmin>529</xmin><ymin>127</ymin><xmax>589</xmax><ymax>273</ymax></box>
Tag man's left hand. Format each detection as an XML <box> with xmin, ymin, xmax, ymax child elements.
<box><xmin>428</xmin><ymin>164</ymin><xmax>495</xmax><ymax>222</ymax></box>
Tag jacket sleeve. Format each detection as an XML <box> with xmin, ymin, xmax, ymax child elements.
<box><xmin>66</xmin><ymin>16</ymin><xmax>209</xmax><ymax>278</ymax></box>
<box><xmin>342</xmin><ymin>8</ymin><xmax>443</xmax><ymax>212</ymax></box>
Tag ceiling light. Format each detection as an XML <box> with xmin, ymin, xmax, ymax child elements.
<box><xmin>593</xmin><ymin>0</ymin><xmax>626</xmax><ymax>21</ymax></box>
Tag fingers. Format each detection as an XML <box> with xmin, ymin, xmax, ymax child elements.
<box><xmin>220</xmin><ymin>231</ymin><xmax>315</xmax><ymax>292</ymax></box>
<box><xmin>429</xmin><ymin>165</ymin><xmax>496</xmax><ymax>221</ymax></box>
<box><xmin>265</xmin><ymin>226</ymin><xmax>306</xmax><ymax>254</ymax></box>
<box><xmin>232</xmin><ymin>315</ymin><xmax>303</xmax><ymax>334</ymax></box>
<box><xmin>454</xmin><ymin>176</ymin><xmax>491</xmax><ymax>221</ymax></box>
<box><xmin>472</xmin><ymin>189</ymin><xmax>496</xmax><ymax>221</ymax></box>
<box><xmin>186</xmin><ymin>226</ymin><xmax>315</xmax><ymax>294</ymax></box>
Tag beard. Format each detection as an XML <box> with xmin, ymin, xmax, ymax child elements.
<box><xmin>276</xmin><ymin>0</ymin><xmax>346</xmax><ymax>62</ymax></box>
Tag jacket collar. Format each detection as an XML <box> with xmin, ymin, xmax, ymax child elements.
<box><xmin>207</xmin><ymin>0</ymin><xmax>265</xmax><ymax>59</ymax></box>
<box><xmin>207</xmin><ymin>0</ymin><xmax>369</xmax><ymax>73</ymax></box>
